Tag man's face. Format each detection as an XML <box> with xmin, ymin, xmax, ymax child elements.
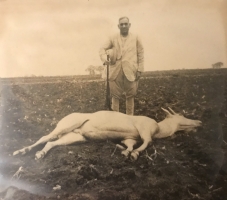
<box><xmin>118</xmin><ymin>18</ymin><xmax>131</xmax><ymax>36</ymax></box>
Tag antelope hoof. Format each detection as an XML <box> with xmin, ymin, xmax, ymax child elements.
<box><xmin>121</xmin><ymin>150</ymin><xmax>130</xmax><ymax>157</ymax></box>
<box><xmin>130</xmin><ymin>151</ymin><xmax>139</xmax><ymax>161</ymax></box>
<box><xmin>35</xmin><ymin>151</ymin><xmax>46</xmax><ymax>160</ymax></box>
<box><xmin>13</xmin><ymin>150</ymin><xmax>21</xmax><ymax>156</ymax></box>
<box><xmin>13</xmin><ymin>148</ymin><xmax>29</xmax><ymax>156</ymax></box>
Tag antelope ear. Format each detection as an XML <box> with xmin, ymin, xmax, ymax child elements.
<box><xmin>161</xmin><ymin>107</ymin><xmax>172</xmax><ymax>116</ymax></box>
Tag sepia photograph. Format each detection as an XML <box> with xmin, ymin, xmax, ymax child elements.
<box><xmin>0</xmin><ymin>0</ymin><xmax>227</xmax><ymax>199</ymax></box>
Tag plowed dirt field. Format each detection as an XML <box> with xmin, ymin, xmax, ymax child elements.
<box><xmin>0</xmin><ymin>69</ymin><xmax>227</xmax><ymax>200</ymax></box>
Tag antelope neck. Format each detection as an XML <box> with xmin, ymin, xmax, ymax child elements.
<box><xmin>154</xmin><ymin>118</ymin><xmax>178</xmax><ymax>139</ymax></box>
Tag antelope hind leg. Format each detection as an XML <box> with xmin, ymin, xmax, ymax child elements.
<box><xmin>13</xmin><ymin>146</ymin><xmax>31</xmax><ymax>156</ymax></box>
<box><xmin>13</xmin><ymin>113</ymin><xmax>88</xmax><ymax>156</ymax></box>
<box><xmin>13</xmin><ymin>124</ymin><xmax>69</xmax><ymax>156</ymax></box>
<box><xmin>35</xmin><ymin>132</ymin><xmax>87</xmax><ymax>160</ymax></box>
<box><xmin>13</xmin><ymin>129</ymin><xmax>60</xmax><ymax>156</ymax></box>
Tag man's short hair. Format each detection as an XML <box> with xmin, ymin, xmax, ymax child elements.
<box><xmin>119</xmin><ymin>16</ymin><xmax>130</xmax><ymax>23</ymax></box>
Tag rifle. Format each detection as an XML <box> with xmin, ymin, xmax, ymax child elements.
<box><xmin>105</xmin><ymin>54</ymin><xmax>112</xmax><ymax>110</ymax></box>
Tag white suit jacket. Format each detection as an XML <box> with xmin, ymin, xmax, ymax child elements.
<box><xmin>99</xmin><ymin>33</ymin><xmax>144</xmax><ymax>81</ymax></box>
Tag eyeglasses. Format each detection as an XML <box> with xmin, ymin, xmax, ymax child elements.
<box><xmin>119</xmin><ymin>23</ymin><xmax>129</xmax><ymax>27</ymax></box>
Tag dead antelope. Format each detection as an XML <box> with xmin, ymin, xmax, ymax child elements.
<box><xmin>13</xmin><ymin>108</ymin><xmax>202</xmax><ymax>161</ymax></box>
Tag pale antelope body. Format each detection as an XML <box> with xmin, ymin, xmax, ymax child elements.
<box><xmin>13</xmin><ymin>108</ymin><xmax>202</xmax><ymax>161</ymax></box>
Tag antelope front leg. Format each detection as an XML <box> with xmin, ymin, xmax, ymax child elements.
<box><xmin>130</xmin><ymin>122</ymin><xmax>158</xmax><ymax>161</ymax></box>
<box><xmin>120</xmin><ymin>139</ymin><xmax>137</xmax><ymax>157</ymax></box>
<box><xmin>130</xmin><ymin>140</ymin><xmax>151</xmax><ymax>161</ymax></box>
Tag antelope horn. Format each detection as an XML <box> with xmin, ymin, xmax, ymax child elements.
<box><xmin>168</xmin><ymin>107</ymin><xmax>177</xmax><ymax>115</ymax></box>
<box><xmin>161</xmin><ymin>107</ymin><xmax>172</xmax><ymax>115</ymax></box>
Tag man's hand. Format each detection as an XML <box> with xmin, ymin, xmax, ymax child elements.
<box><xmin>136</xmin><ymin>71</ymin><xmax>142</xmax><ymax>81</ymax></box>
<box><xmin>103</xmin><ymin>59</ymin><xmax>111</xmax><ymax>65</ymax></box>
<box><xmin>101</xmin><ymin>55</ymin><xmax>111</xmax><ymax>65</ymax></box>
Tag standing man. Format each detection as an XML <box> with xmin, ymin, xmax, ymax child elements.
<box><xmin>99</xmin><ymin>16</ymin><xmax>144</xmax><ymax>115</ymax></box>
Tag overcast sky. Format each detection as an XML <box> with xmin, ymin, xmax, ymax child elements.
<box><xmin>0</xmin><ymin>0</ymin><xmax>226</xmax><ymax>77</ymax></box>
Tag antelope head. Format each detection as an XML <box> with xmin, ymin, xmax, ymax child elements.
<box><xmin>161</xmin><ymin>107</ymin><xmax>202</xmax><ymax>133</ymax></box>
